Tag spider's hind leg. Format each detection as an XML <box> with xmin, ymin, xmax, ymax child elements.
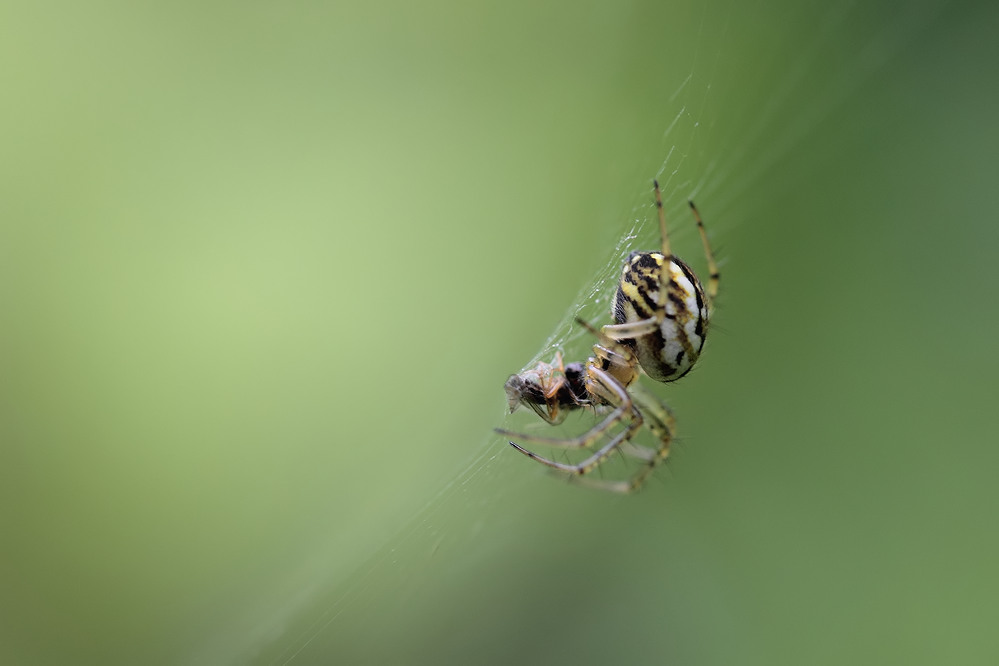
<box><xmin>566</xmin><ymin>382</ymin><xmax>676</xmax><ymax>493</ymax></box>
<box><xmin>688</xmin><ymin>200</ymin><xmax>720</xmax><ymax>303</ymax></box>
<box><xmin>624</xmin><ymin>385</ymin><xmax>679</xmax><ymax>491</ymax></box>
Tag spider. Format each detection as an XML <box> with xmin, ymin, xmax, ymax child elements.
<box><xmin>495</xmin><ymin>180</ymin><xmax>719</xmax><ymax>493</ymax></box>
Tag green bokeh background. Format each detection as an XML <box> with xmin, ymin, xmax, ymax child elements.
<box><xmin>3</xmin><ymin>1</ymin><xmax>998</xmax><ymax>664</ymax></box>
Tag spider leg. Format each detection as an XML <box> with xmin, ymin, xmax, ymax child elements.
<box><xmin>589</xmin><ymin>343</ymin><xmax>631</xmax><ymax>369</ymax></box>
<box><xmin>654</xmin><ymin>179</ymin><xmax>672</xmax><ymax>266</ymax></box>
<box><xmin>573</xmin><ymin>382</ymin><xmax>676</xmax><ymax>493</ymax></box>
<box><xmin>508</xmin><ymin>420</ymin><xmax>635</xmax><ymax>474</ymax></box>
<box><xmin>575</xmin><ymin>315</ymin><xmax>647</xmax><ymax>350</ymax></box>
<box><xmin>574</xmin><ymin>316</ymin><xmax>642</xmax><ymax>390</ymax></box>
<box><xmin>600</xmin><ymin>317</ymin><xmax>660</xmax><ymax>341</ymax></box>
<box><xmin>618</xmin><ymin>441</ymin><xmax>658</xmax><ymax>462</ymax></box>
<box><xmin>602</xmin><ymin>385</ymin><xmax>674</xmax><ymax>464</ymax></box>
<box><xmin>505</xmin><ymin>366</ymin><xmax>642</xmax><ymax>475</ymax></box>
<box><xmin>622</xmin><ymin>385</ymin><xmax>676</xmax><ymax>491</ymax></box>
<box><xmin>653</xmin><ymin>180</ymin><xmax>675</xmax><ymax>325</ymax></box>
<box><xmin>689</xmin><ymin>200</ymin><xmax>720</xmax><ymax>303</ymax></box>
<box><xmin>576</xmin><ymin>316</ymin><xmax>645</xmax><ymax>368</ymax></box>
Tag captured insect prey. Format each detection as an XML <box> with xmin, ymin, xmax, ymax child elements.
<box><xmin>496</xmin><ymin>181</ymin><xmax>720</xmax><ymax>493</ymax></box>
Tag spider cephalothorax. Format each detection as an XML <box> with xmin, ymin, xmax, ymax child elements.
<box><xmin>496</xmin><ymin>181</ymin><xmax>719</xmax><ymax>493</ymax></box>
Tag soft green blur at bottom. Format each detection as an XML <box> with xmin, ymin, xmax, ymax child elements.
<box><xmin>2</xmin><ymin>0</ymin><xmax>998</xmax><ymax>664</ymax></box>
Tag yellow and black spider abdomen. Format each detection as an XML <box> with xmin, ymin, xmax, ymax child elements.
<box><xmin>611</xmin><ymin>250</ymin><xmax>709</xmax><ymax>383</ymax></box>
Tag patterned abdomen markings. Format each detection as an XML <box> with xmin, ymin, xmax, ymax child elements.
<box><xmin>611</xmin><ymin>251</ymin><xmax>709</xmax><ymax>382</ymax></box>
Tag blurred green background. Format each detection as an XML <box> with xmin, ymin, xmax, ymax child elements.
<box><xmin>2</xmin><ymin>0</ymin><xmax>998</xmax><ymax>664</ymax></box>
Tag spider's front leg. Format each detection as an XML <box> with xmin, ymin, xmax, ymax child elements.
<box><xmin>599</xmin><ymin>317</ymin><xmax>662</xmax><ymax>341</ymax></box>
